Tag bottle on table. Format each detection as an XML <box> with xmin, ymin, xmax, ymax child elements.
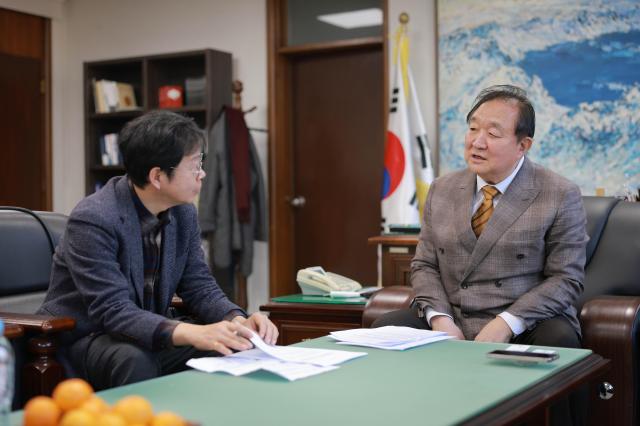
<box><xmin>0</xmin><ymin>320</ymin><xmax>15</xmax><ymax>425</ymax></box>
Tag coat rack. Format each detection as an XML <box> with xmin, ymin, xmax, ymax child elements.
<box><xmin>232</xmin><ymin>80</ymin><xmax>257</xmax><ymax>114</ymax></box>
<box><xmin>228</xmin><ymin>79</ymin><xmax>252</xmax><ymax>310</ymax></box>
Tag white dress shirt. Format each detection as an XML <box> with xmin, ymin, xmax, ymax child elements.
<box><xmin>426</xmin><ymin>156</ymin><xmax>526</xmax><ymax>336</ymax></box>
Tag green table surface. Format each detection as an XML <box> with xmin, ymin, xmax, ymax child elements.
<box><xmin>271</xmin><ymin>293</ymin><xmax>367</xmax><ymax>304</ymax></box>
<box><xmin>10</xmin><ymin>338</ymin><xmax>591</xmax><ymax>426</ymax></box>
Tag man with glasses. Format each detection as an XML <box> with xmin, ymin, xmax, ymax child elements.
<box><xmin>39</xmin><ymin>110</ymin><xmax>278</xmax><ymax>390</ymax></box>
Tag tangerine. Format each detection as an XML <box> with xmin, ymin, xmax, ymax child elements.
<box><xmin>53</xmin><ymin>378</ymin><xmax>95</xmax><ymax>411</ymax></box>
<box><xmin>23</xmin><ymin>395</ymin><xmax>62</xmax><ymax>426</ymax></box>
<box><xmin>112</xmin><ymin>395</ymin><xmax>154</xmax><ymax>424</ymax></box>
<box><xmin>80</xmin><ymin>395</ymin><xmax>110</xmax><ymax>415</ymax></box>
<box><xmin>95</xmin><ymin>412</ymin><xmax>128</xmax><ymax>426</ymax></box>
<box><xmin>151</xmin><ymin>411</ymin><xmax>187</xmax><ymax>426</ymax></box>
<box><xmin>59</xmin><ymin>409</ymin><xmax>97</xmax><ymax>426</ymax></box>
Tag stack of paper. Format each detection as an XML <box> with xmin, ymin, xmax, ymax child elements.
<box><xmin>329</xmin><ymin>326</ymin><xmax>453</xmax><ymax>350</ymax></box>
<box><xmin>187</xmin><ymin>333</ymin><xmax>366</xmax><ymax>381</ymax></box>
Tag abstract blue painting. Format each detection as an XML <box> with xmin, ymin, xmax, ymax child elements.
<box><xmin>437</xmin><ymin>0</ymin><xmax>640</xmax><ymax>195</ymax></box>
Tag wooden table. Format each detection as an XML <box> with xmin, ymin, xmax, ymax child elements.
<box><xmin>260</xmin><ymin>299</ymin><xmax>365</xmax><ymax>345</ymax></box>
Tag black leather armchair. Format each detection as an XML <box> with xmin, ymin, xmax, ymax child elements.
<box><xmin>363</xmin><ymin>196</ymin><xmax>640</xmax><ymax>425</ymax></box>
<box><xmin>0</xmin><ymin>207</ymin><xmax>75</xmax><ymax>407</ymax></box>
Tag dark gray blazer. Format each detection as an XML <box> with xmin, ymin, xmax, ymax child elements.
<box><xmin>39</xmin><ymin>176</ymin><xmax>243</xmax><ymax>350</ymax></box>
<box><xmin>412</xmin><ymin>158</ymin><xmax>588</xmax><ymax>339</ymax></box>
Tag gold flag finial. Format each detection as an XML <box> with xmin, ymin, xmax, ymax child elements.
<box><xmin>399</xmin><ymin>12</ymin><xmax>409</xmax><ymax>25</ymax></box>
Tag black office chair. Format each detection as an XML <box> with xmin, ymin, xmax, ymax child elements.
<box><xmin>0</xmin><ymin>207</ymin><xmax>75</xmax><ymax>407</ymax></box>
<box><xmin>362</xmin><ymin>197</ymin><xmax>640</xmax><ymax>425</ymax></box>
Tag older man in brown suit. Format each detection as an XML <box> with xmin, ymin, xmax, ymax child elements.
<box><xmin>374</xmin><ymin>85</ymin><xmax>588</xmax><ymax>425</ymax></box>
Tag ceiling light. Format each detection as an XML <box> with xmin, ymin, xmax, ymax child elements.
<box><xmin>317</xmin><ymin>8</ymin><xmax>383</xmax><ymax>30</ymax></box>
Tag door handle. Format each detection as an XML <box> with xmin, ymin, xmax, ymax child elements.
<box><xmin>290</xmin><ymin>196</ymin><xmax>306</xmax><ymax>208</ymax></box>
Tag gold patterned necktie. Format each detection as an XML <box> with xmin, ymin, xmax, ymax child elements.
<box><xmin>472</xmin><ymin>185</ymin><xmax>499</xmax><ymax>237</ymax></box>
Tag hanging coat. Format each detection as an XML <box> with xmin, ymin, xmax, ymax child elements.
<box><xmin>198</xmin><ymin>108</ymin><xmax>267</xmax><ymax>276</ymax></box>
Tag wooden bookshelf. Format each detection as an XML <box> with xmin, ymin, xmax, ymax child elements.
<box><xmin>83</xmin><ymin>49</ymin><xmax>231</xmax><ymax>194</ymax></box>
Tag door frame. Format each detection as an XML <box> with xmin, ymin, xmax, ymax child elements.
<box><xmin>0</xmin><ymin>8</ymin><xmax>52</xmax><ymax>210</ymax></box>
<box><xmin>266</xmin><ymin>0</ymin><xmax>388</xmax><ymax>296</ymax></box>
<box><xmin>43</xmin><ymin>18</ymin><xmax>52</xmax><ymax>211</ymax></box>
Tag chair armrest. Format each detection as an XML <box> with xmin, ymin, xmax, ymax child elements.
<box><xmin>4</xmin><ymin>323</ymin><xmax>23</xmax><ymax>339</ymax></box>
<box><xmin>0</xmin><ymin>313</ymin><xmax>75</xmax><ymax>334</ymax></box>
<box><xmin>580</xmin><ymin>295</ymin><xmax>640</xmax><ymax>425</ymax></box>
<box><xmin>362</xmin><ymin>286</ymin><xmax>415</xmax><ymax>328</ymax></box>
<box><xmin>580</xmin><ymin>295</ymin><xmax>640</xmax><ymax>357</ymax></box>
<box><xmin>1</xmin><ymin>312</ymin><xmax>75</xmax><ymax>404</ymax></box>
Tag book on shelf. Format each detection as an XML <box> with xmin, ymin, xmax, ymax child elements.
<box><xmin>93</xmin><ymin>79</ymin><xmax>139</xmax><ymax>113</ymax></box>
<box><xmin>99</xmin><ymin>133</ymin><xmax>122</xmax><ymax>166</ymax></box>
<box><xmin>93</xmin><ymin>80</ymin><xmax>107</xmax><ymax>113</ymax></box>
<box><xmin>185</xmin><ymin>76</ymin><xmax>206</xmax><ymax>106</ymax></box>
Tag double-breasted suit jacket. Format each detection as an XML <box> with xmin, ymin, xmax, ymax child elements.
<box><xmin>411</xmin><ymin>158</ymin><xmax>588</xmax><ymax>339</ymax></box>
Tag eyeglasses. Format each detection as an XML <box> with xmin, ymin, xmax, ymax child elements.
<box><xmin>170</xmin><ymin>152</ymin><xmax>205</xmax><ymax>177</ymax></box>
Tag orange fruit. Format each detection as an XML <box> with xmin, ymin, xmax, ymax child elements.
<box><xmin>79</xmin><ymin>395</ymin><xmax>110</xmax><ymax>415</ymax></box>
<box><xmin>151</xmin><ymin>411</ymin><xmax>187</xmax><ymax>426</ymax></box>
<box><xmin>60</xmin><ymin>409</ymin><xmax>97</xmax><ymax>426</ymax></box>
<box><xmin>23</xmin><ymin>395</ymin><xmax>62</xmax><ymax>426</ymax></box>
<box><xmin>95</xmin><ymin>412</ymin><xmax>127</xmax><ymax>426</ymax></box>
<box><xmin>53</xmin><ymin>378</ymin><xmax>95</xmax><ymax>411</ymax></box>
<box><xmin>112</xmin><ymin>395</ymin><xmax>154</xmax><ymax>424</ymax></box>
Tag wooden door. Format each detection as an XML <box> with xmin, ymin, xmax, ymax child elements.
<box><xmin>291</xmin><ymin>48</ymin><xmax>384</xmax><ymax>285</ymax></box>
<box><xmin>0</xmin><ymin>8</ymin><xmax>51</xmax><ymax>210</ymax></box>
<box><xmin>268</xmin><ymin>0</ymin><xmax>388</xmax><ymax>296</ymax></box>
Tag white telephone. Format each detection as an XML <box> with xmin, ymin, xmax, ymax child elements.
<box><xmin>296</xmin><ymin>266</ymin><xmax>362</xmax><ymax>295</ymax></box>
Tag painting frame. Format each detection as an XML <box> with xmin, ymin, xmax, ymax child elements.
<box><xmin>436</xmin><ymin>0</ymin><xmax>640</xmax><ymax>196</ymax></box>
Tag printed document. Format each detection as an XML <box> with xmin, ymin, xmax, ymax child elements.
<box><xmin>250</xmin><ymin>332</ymin><xmax>366</xmax><ymax>366</ymax></box>
<box><xmin>187</xmin><ymin>332</ymin><xmax>366</xmax><ymax>381</ymax></box>
<box><xmin>329</xmin><ymin>326</ymin><xmax>453</xmax><ymax>350</ymax></box>
<box><xmin>187</xmin><ymin>350</ymin><xmax>338</xmax><ymax>381</ymax></box>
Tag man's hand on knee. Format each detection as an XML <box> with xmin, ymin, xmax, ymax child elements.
<box><xmin>172</xmin><ymin>321</ymin><xmax>254</xmax><ymax>355</ymax></box>
<box><xmin>431</xmin><ymin>316</ymin><xmax>465</xmax><ymax>340</ymax></box>
<box><xmin>474</xmin><ymin>317</ymin><xmax>513</xmax><ymax>343</ymax></box>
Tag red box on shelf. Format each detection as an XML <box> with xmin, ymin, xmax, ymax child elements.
<box><xmin>158</xmin><ymin>85</ymin><xmax>184</xmax><ymax>108</ymax></box>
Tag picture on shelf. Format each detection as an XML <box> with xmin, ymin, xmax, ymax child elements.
<box><xmin>93</xmin><ymin>79</ymin><xmax>139</xmax><ymax>113</ymax></box>
<box><xmin>117</xmin><ymin>83</ymin><xmax>137</xmax><ymax>110</ymax></box>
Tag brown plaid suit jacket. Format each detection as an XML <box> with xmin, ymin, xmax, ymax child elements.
<box><xmin>411</xmin><ymin>157</ymin><xmax>588</xmax><ymax>339</ymax></box>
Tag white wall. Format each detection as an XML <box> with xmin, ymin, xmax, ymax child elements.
<box><xmin>0</xmin><ymin>0</ymin><xmax>438</xmax><ymax>312</ymax></box>
<box><xmin>0</xmin><ymin>0</ymin><xmax>64</xmax><ymax>19</ymax></box>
